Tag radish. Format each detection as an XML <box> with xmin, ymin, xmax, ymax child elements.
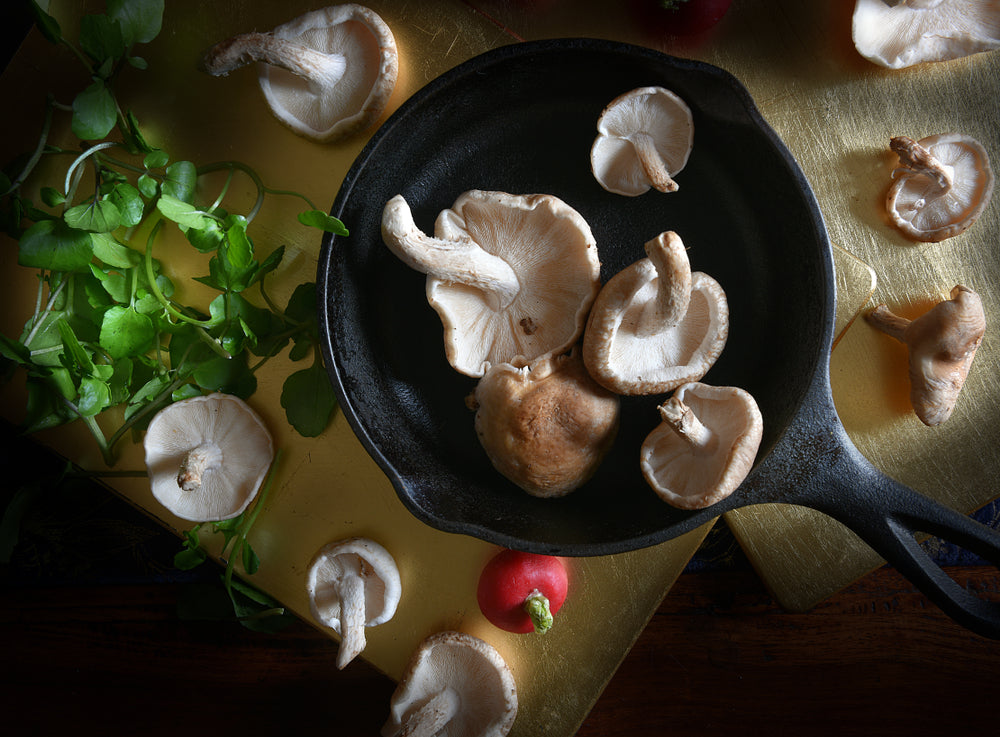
<box><xmin>477</xmin><ymin>549</ymin><xmax>569</xmax><ymax>634</ymax></box>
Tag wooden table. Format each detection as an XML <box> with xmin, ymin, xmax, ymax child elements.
<box><xmin>4</xmin><ymin>424</ymin><xmax>1000</xmax><ymax>735</ymax></box>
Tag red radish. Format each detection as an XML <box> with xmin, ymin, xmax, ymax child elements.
<box><xmin>477</xmin><ymin>549</ymin><xmax>569</xmax><ymax>634</ymax></box>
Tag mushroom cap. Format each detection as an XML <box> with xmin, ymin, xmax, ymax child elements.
<box><xmin>425</xmin><ymin>190</ymin><xmax>601</xmax><ymax>377</ymax></box>
<box><xmin>382</xmin><ymin>630</ymin><xmax>517</xmax><ymax>737</ymax></box>
<box><xmin>258</xmin><ymin>4</ymin><xmax>398</xmax><ymax>142</ymax></box>
<box><xmin>590</xmin><ymin>86</ymin><xmax>694</xmax><ymax>196</ymax></box>
<box><xmin>143</xmin><ymin>393</ymin><xmax>274</xmax><ymax>522</ymax></box>
<box><xmin>886</xmin><ymin>132</ymin><xmax>994</xmax><ymax>242</ymax></box>
<box><xmin>640</xmin><ymin>382</ymin><xmax>763</xmax><ymax>510</ymax></box>
<box><xmin>582</xmin><ymin>231</ymin><xmax>729</xmax><ymax>395</ymax></box>
<box><xmin>472</xmin><ymin>351</ymin><xmax>621</xmax><ymax>498</ymax></box>
<box><xmin>306</xmin><ymin>537</ymin><xmax>402</xmax><ymax>631</ymax></box>
<box><xmin>853</xmin><ymin>0</ymin><xmax>1000</xmax><ymax>69</ymax></box>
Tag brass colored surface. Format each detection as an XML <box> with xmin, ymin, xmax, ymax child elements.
<box><xmin>3</xmin><ymin>1</ymin><xmax>998</xmax><ymax>734</ymax></box>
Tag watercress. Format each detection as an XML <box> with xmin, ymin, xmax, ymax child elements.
<box><xmin>1</xmin><ymin>1</ymin><xmax>345</xmax><ymax>628</ymax></box>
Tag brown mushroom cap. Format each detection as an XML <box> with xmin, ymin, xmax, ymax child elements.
<box><xmin>590</xmin><ymin>86</ymin><xmax>694</xmax><ymax>196</ymax></box>
<box><xmin>853</xmin><ymin>0</ymin><xmax>1000</xmax><ymax>69</ymax></box>
<box><xmin>200</xmin><ymin>5</ymin><xmax>398</xmax><ymax>142</ymax></box>
<box><xmin>886</xmin><ymin>133</ymin><xmax>994</xmax><ymax>242</ymax></box>
<box><xmin>472</xmin><ymin>351</ymin><xmax>621</xmax><ymax>498</ymax></box>
<box><xmin>640</xmin><ymin>382</ymin><xmax>763</xmax><ymax>510</ymax></box>
<box><xmin>143</xmin><ymin>393</ymin><xmax>274</xmax><ymax>522</ymax></box>
<box><xmin>381</xmin><ymin>191</ymin><xmax>602</xmax><ymax>377</ymax></box>
<box><xmin>582</xmin><ymin>231</ymin><xmax>729</xmax><ymax>395</ymax></box>
<box><xmin>866</xmin><ymin>284</ymin><xmax>986</xmax><ymax>426</ymax></box>
<box><xmin>382</xmin><ymin>631</ymin><xmax>517</xmax><ymax>737</ymax></box>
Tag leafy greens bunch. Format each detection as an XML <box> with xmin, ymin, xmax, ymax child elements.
<box><xmin>0</xmin><ymin>0</ymin><xmax>345</xmax><ymax>469</ymax></box>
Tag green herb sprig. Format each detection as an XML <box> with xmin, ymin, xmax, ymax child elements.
<box><xmin>1</xmin><ymin>1</ymin><xmax>344</xmax><ymax>467</ymax></box>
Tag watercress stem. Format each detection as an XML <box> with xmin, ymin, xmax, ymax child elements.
<box><xmin>2</xmin><ymin>95</ymin><xmax>56</xmax><ymax>197</ymax></box>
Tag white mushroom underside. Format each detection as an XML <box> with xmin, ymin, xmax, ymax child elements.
<box><xmin>889</xmin><ymin>139</ymin><xmax>994</xmax><ymax>234</ymax></box>
<box><xmin>853</xmin><ymin>0</ymin><xmax>1000</xmax><ymax>68</ymax></box>
<box><xmin>640</xmin><ymin>387</ymin><xmax>760</xmax><ymax>507</ymax></box>
<box><xmin>309</xmin><ymin>552</ymin><xmax>391</xmax><ymax>629</ymax></box>
<box><xmin>261</xmin><ymin>17</ymin><xmax>387</xmax><ymax>136</ymax></box>
<box><xmin>592</xmin><ymin>87</ymin><xmax>693</xmax><ymax>196</ymax></box>
<box><xmin>384</xmin><ymin>634</ymin><xmax>516</xmax><ymax>737</ymax></box>
<box><xmin>145</xmin><ymin>395</ymin><xmax>273</xmax><ymax>521</ymax></box>
<box><xmin>430</xmin><ymin>193</ymin><xmax>600</xmax><ymax>376</ymax></box>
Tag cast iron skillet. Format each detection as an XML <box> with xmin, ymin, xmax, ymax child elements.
<box><xmin>317</xmin><ymin>39</ymin><xmax>1000</xmax><ymax>637</ymax></box>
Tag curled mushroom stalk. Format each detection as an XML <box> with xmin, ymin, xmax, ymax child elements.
<box><xmin>640</xmin><ymin>382</ymin><xmax>763</xmax><ymax>510</ymax></box>
<box><xmin>590</xmin><ymin>86</ymin><xmax>694</xmax><ymax>196</ymax></box>
<box><xmin>199</xmin><ymin>5</ymin><xmax>398</xmax><ymax>142</ymax></box>
<box><xmin>306</xmin><ymin>537</ymin><xmax>401</xmax><ymax>669</ymax></box>
<box><xmin>866</xmin><ymin>285</ymin><xmax>985</xmax><ymax>426</ymax></box>
<box><xmin>583</xmin><ymin>230</ymin><xmax>729</xmax><ymax>395</ymax></box>
<box><xmin>381</xmin><ymin>190</ymin><xmax>601</xmax><ymax>377</ymax></box>
<box><xmin>852</xmin><ymin>0</ymin><xmax>1000</xmax><ymax>69</ymax></box>
<box><xmin>471</xmin><ymin>351</ymin><xmax>620</xmax><ymax>498</ymax></box>
<box><xmin>886</xmin><ymin>133</ymin><xmax>994</xmax><ymax>242</ymax></box>
<box><xmin>382</xmin><ymin>631</ymin><xmax>517</xmax><ymax>737</ymax></box>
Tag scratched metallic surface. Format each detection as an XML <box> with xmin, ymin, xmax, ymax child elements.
<box><xmin>1</xmin><ymin>1</ymin><xmax>998</xmax><ymax>735</ymax></box>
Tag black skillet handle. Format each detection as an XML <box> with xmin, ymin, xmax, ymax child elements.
<box><xmin>807</xmin><ymin>429</ymin><xmax>1000</xmax><ymax>639</ymax></box>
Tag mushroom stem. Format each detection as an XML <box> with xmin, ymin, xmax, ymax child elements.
<box><xmin>658</xmin><ymin>396</ymin><xmax>717</xmax><ymax>454</ymax></box>
<box><xmin>866</xmin><ymin>303</ymin><xmax>911</xmax><ymax>341</ymax></box>
<box><xmin>401</xmin><ymin>687</ymin><xmax>460</xmax><ymax>737</ymax></box>
<box><xmin>381</xmin><ymin>195</ymin><xmax>521</xmax><ymax>311</ymax></box>
<box><xmin>639</xmin><ymin>231</ymin><xmax>692</xmax><ymax>336</ymax></box>
<box><xmin>890</xmin><ymin>136</ymin><xmax>953</xmax><ymax>192</ymax></box>
<box><xmin>523</xmin><ymin>589</ymin><xmax>555</xmax><ymax>634</ymax></box>
<box><xmin>199</xmin><ymin>33</ymin><xmax>347</xmax><ymax>92</ymax></box>
<box><xmin>631</xmin><ymin>131</ymin><xmax>679</xmax><ymax>193</ymax></box>
<box><xmin>176</xmin><ymin>442</ymin><xmax>223</xmax><ymax>491</ymax></box>
<box><xmin>335</xmin><ymin>568</ymin><xmax>367</xmax><ymax>670</ymax></box>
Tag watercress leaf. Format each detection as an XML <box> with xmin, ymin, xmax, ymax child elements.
<box><xmin>143</xmin><ymin>149</ymin><xmax>168</xmax><ymax>169</ymax></box>
<box><xmin>226</xmin><ymin>580</ymin><xmax>293</xmax><ymax>634</ymax></box>
<box><xmin>91</xmin><ymin>232</ymin><xmax>139</xmax><ymax>268</ymax></box>
<box><xmin>284</xmin><ymin>282</ymin><xmax>317</xmax><ymax>323</ymax></box>
<box><xmin>108</xmin><ymin>357</ymin><xmax>134</xmax><ymax>404</ymax></box>
<box><xmin>109</xmin><ymin>182</ymin><xmax>145</xmax><ymax>226</ymax></box>
<box><xmin>40</xmin><ymin>187</ymin><xmax>65</xmax><ymax>207</ymax></box>
<box><xmin>136</xmin><ymin>174</ymin><xmax>156</xmax><ymax>199</ymax></box>
<box><xmin>77</xmin><ymin>375</ymin><xmax>112</xmax><ymax>416</ymax></box>
<box><xmin>129</xmin><ymin>373</ymin><xmax>170</xmax><ymax>407</ymax></box>
<box><xmin>128</xmin><ymin>55</ymin><xmax>148</xmax><ymax>70</ymax></box>
<box><xmin>57</xmin><ymin>319</ymin><xmax>96</xmax><ymax>376</ymax></box>
<box><xmin>100</xmin><ymin>305</ymin><xmax>155</xmax><ymax>359</ymax></box>
<box><xmin>185</xmin><ymin>218</ymin><xmax>224</xmax><ymax>253</ymax></box>
<box><xmin>288</xmin><ymin>337</ymin><xmax>311</xmax><ymax>362</ymax></box>
<box><xmin>65</xmin><ymin>199</ymin><xmax>121</xmax><ymax>233</ymax></box>
<box><xmin>133</xmin><ymin>272</ymin><xmax>174</xmax><ymax>315</ymax></box>
<box><xmin>71</xmin><ymin>81</ymin><xmax>117</xmax><ymax>141</ymax></box>
<box><xmin>174</xmin><ymin>546</ymin><xmax>207</xmax><ymax>570</ymax></box>
<box><xmin>171</xmin><ymin>383</ymin><xmax>202</xmax><ymax>402</ymax></box>
<box><xmin>241</xmin><ymin>541</ymin><xmax>261</xmax><ymax>575</ymax></box>
<box><xmin>156</xmin><ymin>194</ymin><xmax>213</xmax><ymax>230</ymax></box>
<box><xmin>281</xmin><ymin>360</ymin><xmax>337</xmax><ymax>437</ymax></box>
<box><xmin>297</xmin><ymin>209</ymin><xmax>349</xmax><ymax>235</ymax></box>
<box><xmin>22</xmin><ymin>375</ymin><xmax>76</xmax><ymax>433</ymax></box>
<box><xmin>119</xmin><ymin>110</ymin><xmax>155</xmax><ymax>155</ymax></box>
<box><xmin>224</xmin><ymin>218</ymin><xmax>253</xmax><ymax>269</ymax></box>
<box><xmin>29</xmin><ymin>0</ymin><xmax>62</xmax><ymax>44</ymax></box>
<box><xmin>193</xmin><ymin>352</ymin><xmax>256</xmax><ymax>399</ymax></box>
<box><xmin>18</xmin><ymin>219</ymin><xmax>94</xmax><ymax>271</ymax></box>
<box><xmin>89</xmin><ymin>263</ymin><xmax>129</xmax><ymax>303</ymax></box>
<box><xmin>162</xmin><ymin>160</ymin><xmax>197</xmax><ymax>202</ymax></box>
<box><xmin>108</xmin><ymin>0</ymin><xmax>163</xmax><ymax>46</ymax></box>
<box><xmin>80</xmin><ymin>13</ymin><xmax>126</xmax><ymax>67</ymax></box>
<box><xmin>0</xmin><ymin>335</ymin><xmax>31</xmax><ymax>365</ymax></box>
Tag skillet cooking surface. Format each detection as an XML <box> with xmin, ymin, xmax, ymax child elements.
<box><xmin>318</xmin><ymin>39</ymin><xmax>834</xmax><ymax>556</ymax></box>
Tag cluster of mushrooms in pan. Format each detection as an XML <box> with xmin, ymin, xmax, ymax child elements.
<box><xmin>382</xmin><ymin>86</ymin><xmax>763</xmax><ymax>511</ymax></box>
